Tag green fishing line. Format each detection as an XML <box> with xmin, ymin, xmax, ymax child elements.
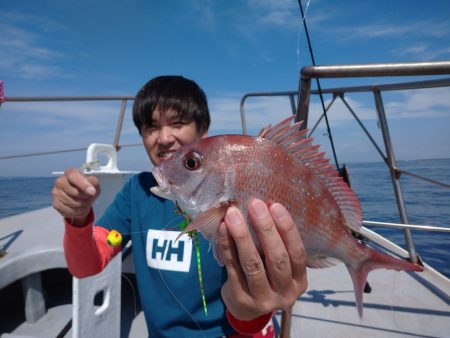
<box><xmin>192</xmin><ymin>231</ymin><xmax>208</xmax><ymax>316</ymax></box>
<box><xmin>177</xmin><ymin>206</ymin><xmax>208</xmax><ymax>316</ymax></box>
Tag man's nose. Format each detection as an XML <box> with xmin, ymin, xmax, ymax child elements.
<box><xmin>158</xmin><ymin>126</ymin><xmax>175</xmax><ymax>144</ymax></box>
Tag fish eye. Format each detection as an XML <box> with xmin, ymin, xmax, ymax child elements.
<box><xmin>183</xmin><ymin>151</ymin><xmax>202</xmax><ymax>170</ymax></box>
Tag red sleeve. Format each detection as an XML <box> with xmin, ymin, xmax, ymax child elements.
<box><xmin>226</xmin><ymin>309</ymin><xmax>273</xmax><ymax>336</ymax></box>
<box><xmin>63</xmin><ymin>209</ymin><xmax>121</xmax><ymax>278</ymax></box>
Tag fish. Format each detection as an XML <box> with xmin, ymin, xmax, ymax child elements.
<box><xmin>150</xmin><ymin>116</ymin><xmax>423</xmax><ymax>316</ymax></box>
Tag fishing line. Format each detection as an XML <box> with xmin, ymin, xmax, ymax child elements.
<box><xmin>296</xmin><ymin>0</ymin><xmax>340</xmax><ymax>171</ymax></box>
<box><xmin>155</xmin><ymin>216</ymin><xmax>207</xmax><ymax>337</ymax></box>
<box><xmin>121</xmin><ymin>272</ymin><xmax>138</xmax><ymax>317</ymax></box>
<box><xmin>100</xmin><ymin>212</ymin><xmax>141</xmax><ymax>320</ymax></box>
<box><xmin>102</xmin><ymin>208</ymin><xmax>207</xmax><ymax>337</ymax></box>
<box><xmin>81</xmin><ymin>165</ymin><xmax>206</xmax><ymax>333</ymax></box>
<box><xmin>389</xmin><ymin>270</ymin><xmax>402</xmax><ymax>332</ymax></box>
<box><xmin>296</xmin><ymin>0</ymin><xmax>311</xmax><ymax>67</ymax></box>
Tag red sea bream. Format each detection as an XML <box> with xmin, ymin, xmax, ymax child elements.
<box><xmin>150</xmin><ymin>116</ymin><xmax>423</xmax><ymax>316</ymax></box>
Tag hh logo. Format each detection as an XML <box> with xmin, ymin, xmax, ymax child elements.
<box><xmin>146</xmin><ymin>230</ymin><xmax>192</xmax><ymax>272</ymax></box>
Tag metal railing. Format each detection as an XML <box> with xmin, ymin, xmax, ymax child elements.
<box><xmin>241</xmin><ymin>62</ymin><xmax>450</xmax><ymax>338</ymax></box>
<box><xmin>3</xmin><ymin>63</ymin><xmax>450</xmax><ymax>259</ymax></box>
<box><xmin>0</xmin><ymin>95</ymin><xmax>138</xmax><ymax>160</ymax></box>
<box><xmin>2</xmin><ymin>62</ymin><xmax>450</xmax><ymax>338</ymax></box>
<box><xmin>241</xmin><ymin>61</ymin><xmax>450</xmax><ymax>265</ymax></box>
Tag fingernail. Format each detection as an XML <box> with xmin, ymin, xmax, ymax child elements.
<box><xmin>270</xmin><ymin>203</ymin><xmax>288</xmax><ymax>222</ymax></box>
<box><xmin>225</xmin><ymin>207</ymin><xmax>241</xmax><ymax>226</ymax></box>
<box><xmin>251</xmin><ymin>199</ymin><xmax>268</xmax><ymax>219</ymax></box>
<box><xmin>86</xmin><ymin>186</ymin><xmax>96</xmax><ymax>195</ymax></box>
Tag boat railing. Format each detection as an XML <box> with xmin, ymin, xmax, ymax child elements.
<box><xmin>0</xmin><ymin>95</ymin><xmax>138</xmax><ymax>161</ymax></box>
<box><xmin>240</xmin><ymin>61</ymin><xmax>450</xmax><ymax>265</ymax></box>
<box><xmin>1</xmin><ymin>61</ymin><xmax>450</xmax><ymax>337</ymax></box>
<box><xmin>0</xmin><ymin>95</ymin><xmax>140</xmax><ymax>336</ymax></box>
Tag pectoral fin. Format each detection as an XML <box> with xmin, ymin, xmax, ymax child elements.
<box><xmin>176</xmin><ymin>203</ymin><xmax>230</xmax><ymax>243</ymax></box>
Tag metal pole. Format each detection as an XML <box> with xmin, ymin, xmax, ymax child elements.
<box><xmin>338</xmin><ymin>94</ymin><xmax>387</xmax><ymax>161</ymax></box>
<box><xmin>301</xmin><ymin>61</ymin><xmax>450</xmax><ymax>79</ymax></box>
<box><xmin>240</xmin><ymin>91</ymin><xmax>300</xmax><ymax>135</ymax></box>
<box><xmin>239</xmin><ymin>95</ymin><xmax>249</xmax><ymax>135</ymax></box>
<box><xmin>280</xmin><ymin>308</ymin><xmax>292</xmax><ymax>338</ymax></box>
<box><xmin>113</xmin><ymin>98</ymin><xmax>128</xmax><ymax>151</ymax></box>
<box><xmin>4</xmin><ymin>95</ymin><xmax>135</xmax><ymax>102</ymax></box>
<box><xmin>289</xmin><ymin>94</ymin><xmax>297</xmax><ymax>116</ymax></box>
<box><xmin>372</xmin><ymin>88</ymin><xmax>418</xmax><ymax>263</ymax></box>
<box><xmin>307</xmin><ymin>94</ymin><xmax>337</xmax><ymax>137</ymax></box>
<box><xmin>298</xmin><ymin>62</ymin><xmax>450</xmax><ymax>126</ymax></box>
<box><xmin>296</xmin><ymin>76</ymin><xmax>311</xmax><ymax>129</ymax></box>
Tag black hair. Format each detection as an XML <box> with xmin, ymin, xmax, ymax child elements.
<box><xmin>132</xmin><ymin>75</ymin><xmax>210</xmax><ymax>135</ymax></box>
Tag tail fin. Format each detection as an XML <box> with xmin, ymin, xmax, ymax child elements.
<box><xmin>346</xmin><ymin>248</ymin><xmax>423</xmax><ymax>317</ymax></box>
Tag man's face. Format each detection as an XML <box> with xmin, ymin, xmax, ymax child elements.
<box><xmin>141</xmin><ymin>109</ymin><xmax>207</xmax><ymax>166</ymax></box>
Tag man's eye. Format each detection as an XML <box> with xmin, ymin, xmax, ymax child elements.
<box><xmin>144</xmin><ymin>126</ymin><xmax>157</xmax><ymax>134</ymax></box>
<box><xmin>172</xmin><ymin>122</ymin><xmax>184</xmax><ymax>129</ymax></box>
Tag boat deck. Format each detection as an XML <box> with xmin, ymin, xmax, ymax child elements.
<box><xmin>284</xmin><ymin>264</ymin><xmax>449</xmax><ymax>338</ymax></box>
<box><xmin>1</xmin><ymin>207</ymin><xmax>449</xmax><ymax>338</ymax></box>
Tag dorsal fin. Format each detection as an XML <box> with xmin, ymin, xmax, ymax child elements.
<box><xmin>258</xmin><ymin>116</ymin><xmax>362</xmax><ymax>232</ymax></box>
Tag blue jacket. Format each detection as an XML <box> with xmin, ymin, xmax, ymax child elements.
<box><xmin>98</xmin><ymin>172</ymin><xmax>234</xmax><ymax>337</ymax></box>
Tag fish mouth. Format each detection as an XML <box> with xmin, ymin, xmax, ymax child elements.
<box><xmin>150</xmin><ymin>166</ymin><xmax>175</xmax><ymax>200</ymax></box>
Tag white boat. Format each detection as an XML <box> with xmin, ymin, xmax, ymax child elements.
<box><xmin>1</xmin><ymin>61</ymin><xmax>449</xmax><ymax>338</ymax></box>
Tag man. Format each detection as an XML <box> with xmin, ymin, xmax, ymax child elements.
<box><xmin>52</xmin><ymin>76</ymin><xmax>307</xmax><ymax>337</ymax></box>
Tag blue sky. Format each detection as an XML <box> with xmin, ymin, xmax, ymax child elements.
<box><xmin>1</xmin><ymin>0</ymin><xmax>449</xmax><ymax>176</ymax></box>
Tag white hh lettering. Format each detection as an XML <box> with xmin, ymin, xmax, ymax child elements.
<box><xmin>146</xmin><ymin>229</ymin><xmax>192</xmax><ymax>272</ymax></box>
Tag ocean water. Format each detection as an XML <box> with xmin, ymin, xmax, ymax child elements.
<box><xmin>348</xmin><ymin>158</ymin><xmax>450</xmax><ymax>278</ymax></box>
<box><xmin>1</xmin><ymin>159</ymin><xmax>449</xmax><ymax>277</ymax></box>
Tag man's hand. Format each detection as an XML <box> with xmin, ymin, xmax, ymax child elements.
<box><xmin>219</xmin><ymin>198</ymin><xmax>307</xmax><ymax>321</ymax></box>
<box><xmin>52</xmin><ymin>168</ymin><xmax>100</xmax><ymax>227</ymax></box>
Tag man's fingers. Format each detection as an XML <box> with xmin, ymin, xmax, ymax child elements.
<box><xmin>52</xmin><ymin>169</ymin><xmax>98</xmax><ymax>220</ymax></box>
<box><xmin>269</xmin><ymin>202</ymin><xmax>308</xmax><ymax>290</ymax></box>
<box><xmin>219</xmin><ymin>201</ymin><xmax>308</xmax><ymax>320</ymax></box>
<box><xmin>52</xmin><ymin>199</ymin><xmax>89</xmax><ymax>218</ymax></box>
<box><xmin>65</xmin><ymin>168</ymin><xmax>97</xmax><ymax>196</ymax></box>
<box><xmin>223</xmin><ymin>206</ymin><xmax>271</xmax><ymax>304</ymax></box>
<box><xmin>86</xmin><ymin>175</ymin><xmax>100</xmax><ymax>197</ymax></box>
<box><xmin>217</xmin><ymin>222</ymin><xmax>254</xmax><ymax>313</ymax></box>
<box><xmin>217</xmin><ymin>223</ymin><xmax>243</xmax><ymax>283</ymax></box>
<box><xmin>248</xmin><ymin>199</ymin><xmax>293</xmax><ymax>296</ymax></box>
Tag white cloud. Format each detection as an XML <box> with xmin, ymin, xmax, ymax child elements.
<box><xmin>326</xmin><ymin>19</ymin><xmax>450</xmax><ymax>43</ymax></box>
<box><xmin>231</xmin><ymin>0</ymin><xmax>300</xmax><ymax>40</ymax></box>
<box><xmin>0</xmin><ymin>11</ymin><xmax>66</xmax><ymax>32</ymax></box>
<box><xmin>189</xmin><ymin>0</ymin><xmax>217</xmax><ymax>31</ymax></box>
<box><xmin>3</xmin><ymin>101</ymin><xmax>119</xmax><ymax>122</ymax></box>
<box><xmin>254</xmin><ymin>0</ymin><xmax>298</xmax><ymax>27</ymax></box>
<box><xmin>2</xmin><ymin>88</ymin><xmax>449</xmax><ymax>175</ymax></box>
<box><xmin>207</xmin><ymin>84</ymin><xmax>450</xmax><ymax>138</ymax></box>
<box><xmin>393</xmin><ymin>43</ymin><xmax>450</xmax><ymax>60</ymax></box>
<box><xmin>385</xmin><ymin>88</ymin><xmax>450</xmax><ymax>118</ymax></box>
<box><xmin>309</xmin><ymin>96</ymin><xmax>375</xmax><ymax>122</ymax></box>
<box><xmin>0</xmin><ymin>14</ymin><xmax>67</xmax><ymax>79</ymax></box>
<box><xmin>209</xmin><ymin>93</ymin><xmax>298</xmax><ymax>135</ymax></box>
<box><xmin>0</xmin><ymin>100</ymin><xmax>143</xmax><ymax>168</ymax></box>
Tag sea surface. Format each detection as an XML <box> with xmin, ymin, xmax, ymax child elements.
<box><xmin>1</xmin><ymin>158</ymin><xmax>449</xmax><ymax>277</ymax></box>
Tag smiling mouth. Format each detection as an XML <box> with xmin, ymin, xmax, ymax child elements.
<box><xmin>158</xmin><ymin>150</ymin><xmax>176</xmax><ymax>159</ymax></box>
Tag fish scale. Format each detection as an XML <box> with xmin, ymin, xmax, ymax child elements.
<box><xmin>151</xmin><ymin>116</ymin><xmax>423</xmax><ymax>317</ymax></box>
